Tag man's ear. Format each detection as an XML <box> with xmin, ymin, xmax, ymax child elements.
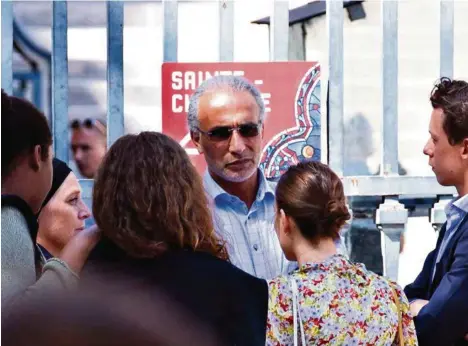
<box><xmin>190</xmin><ymin>130</ymin><xmax>204</xmax><ymax>154</ymax></box>
<box><xmin>461</xmin><ymin>138</ymin><xmax>468</xmax><ymax>160</ymax></box>
<box><xmin>29</xmin><ymin>145</ymin><xmax>42</xmax><ymax>171</ymax></box>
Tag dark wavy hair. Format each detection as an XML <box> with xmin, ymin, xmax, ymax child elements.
<box><xmin>92</xmin><ymin>131</ymin><xmax>228</xmax><ymax>260</ymax></box>
<box><xmin>276</xmin><ymin>161</ymin><xmax>350</xmax><ymax>243</ymax></box>
<box><xmin>430</xmin><ymin>77</ymin><xmax>468</xmax><ymax>145</ymax></box>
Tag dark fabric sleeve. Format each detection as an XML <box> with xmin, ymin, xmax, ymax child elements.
<box><xmin>412</xmin><ymin>228</ymin><xmax>468</xmax><ymax>346</ymax></box>
<box><xmin>404</xmin><ymin>227</ymin><xmax>445</xmax><ymax>301</ymax></box>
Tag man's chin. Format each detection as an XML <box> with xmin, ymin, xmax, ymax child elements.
<box><xmin>221</xmin><ymin>168</ymin><xmax>257</xmax><ymax>183</ymax></box>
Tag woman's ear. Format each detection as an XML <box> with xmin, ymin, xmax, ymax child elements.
<box><xmin>278</xmin><ymin>209</ymin><xmax>291</xmax><ymax>235</ymax></box>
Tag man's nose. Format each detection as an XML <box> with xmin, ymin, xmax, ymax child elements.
<box><xmin>228</xmin><ymin>130</ymin><xmax>247</xmax><ymax>154</ymax></box>
<box><xmin>74</xmin><ymin>149</ymin><xmax>84</xmax><ymax>161</ymax></box>
<box><xmin>423</xmin><ymin>140</ymin><xmax>432</xmax><ymax>156</ymax></box>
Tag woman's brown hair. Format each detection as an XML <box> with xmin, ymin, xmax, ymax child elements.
<box><xmin>276</xmin><ymin>161</ymin><xmax>350</xmax><ymax>243</ymax></box>
<box><xmin>92</xmin><ymin>131</ymin><xmax>228</xmax><ymax>260</ymax></box>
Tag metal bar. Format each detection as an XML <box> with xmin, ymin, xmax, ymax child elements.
<box><xmin>219</xmin><ymin>0</ymin><xmax>234</xmax><ymax>61</ymax></box>
<box><xmin>107</xmin><ymin>0</ymin><xmax>124</xmax><ymax>147</ymax></box>
<box><xmin>381</xmin><ymin>0</ymin><xmax>399</xmax><ymax>176</ymax></box>
<box><xmin>326</xmin><ymin>0</ymin><xmax>344</xmax><ymax>176</ymax></box>
<box><xmin>52</xmin><ymin>0</ymin><xmax>69</xmax><ymax>163</ymax></box>
<box><xmin>80</xmin><ymin>179</ymin><xmax>95</xmax><ymax>199</ymax></box>
<box><xmin>430</xmin><ymin>195</ymin><xmax>452</xmax><ymax>231</ymax></box>
<box><xmin>163</xmin><ymin>0</ymin><xmax>178</xmax><ymax>62</ymax></box>
<box><xmin>1</xmin><ymin>0</ymin><xmax>13</xmax><ymax>93</ymax></box>
<box><xmin>376</xmin><ymin>196</ymin><xmax>408</xmax><ymax>281</ymax></box>
<box><xmin>270</xmin><ymin>0</ymin><xmax>289</xmax><ymax>61</ymax></box>
<box><xmin>343</xmin><ymin>176</ymin><xmax>457</xmax><ymax>197</ymax></box>
<box><xmin>440</xmin><ymin>0</ymin><xmax>454</xmax><ymax>78</ymax></box>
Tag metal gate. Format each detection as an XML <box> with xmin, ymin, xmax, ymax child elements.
<box><xmin>1</xmin><ymin>0</ymin><xmax>457</xmax><ymax>281</ymax></box>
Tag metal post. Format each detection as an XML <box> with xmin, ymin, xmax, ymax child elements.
<box><xmin>376</xmin><ymin>196</ymin><xmax>408</xmax><ymax>281</ymax></box>
<box><xmin>163</xmin><ymin>0</ymin><xmax>178</xmax><ymax>62</ymax></box>
<box><xmin>440</xmin><ymin>0</ymin><xmax>454</xmax><ymax>78</ymax></box>
<box><xmin>1</xmin><ymin>0</ymin><xmax>13</xmax><ymax>93</ymax></box>
<box><xmin>107</xmin><ymin>1</ymin><xmax>124</xmax><ymax>147</ymax></box>
<box><xmin>270</xmin><ymin>0</ymin><xmax>289</xmax><ymax>61</ymax></box>
<box><xmin>52</xmin><ymin>0</ymin><xmax>69</xmax><ymax>163</ymax></box>
<box><xmin>381</xmin><ymin>0</ymin><xmax>399</xmax><ymax>176</ymax></box>
<box><xmin>219</xmin><ymin>0</ymin><xmax>234</xmax><ymax>62</ymax></box>
<box><xmin>430</xmin><ymin>195</ymin><xmax>453</xmax><ymax>232</ymax></box>
<box><xmin>326</xmin><ymin>0</ymin><xmax>344</xmax><ymax>177</ymax></box>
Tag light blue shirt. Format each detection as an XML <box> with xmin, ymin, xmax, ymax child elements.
<box><xmin>203</xmin><ymin>170</ymin><xmax>297</xmax><ymax>279</ymax></box>
<box><xmin>432</xmin><ymin>193</ymin><xmax>468</xmax><ymax>281</ymax></box>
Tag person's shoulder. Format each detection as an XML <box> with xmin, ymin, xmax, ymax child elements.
<box><xmin>1</xmin><ymin>195</ymin><xmax>38</xmax><ymax>241</ymax></box>
<box><xmin>176</xmin><ymin>251</ymin><xmax>266</xmax><ymax>282</ymax></box>
<box><xmin>1</xmin><ymin>203</ymin><xmax>29</xmax><ymax>230</ymax></box>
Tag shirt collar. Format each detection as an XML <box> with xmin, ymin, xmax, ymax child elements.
<box><xmin>445</xmin><ymin>194</ymin><xmax>468</xmax><ymax>216</ymax></box>
<box><xmin>203</xmin><ymin>169</ymin><xmax>276</xmax><ymax>203</ymax></box>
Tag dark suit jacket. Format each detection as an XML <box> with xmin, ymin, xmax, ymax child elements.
<box><xmin>404</xmin><ymin>214</ymin><xmax>468</xmax><ymax>346</ymax></box>
<box><xmin>83</xmin><ymin>238</ymin><xmax>268</xmax><ymax>346</ymax></box>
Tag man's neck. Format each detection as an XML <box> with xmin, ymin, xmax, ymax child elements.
<box><xmin>2</xmin><ymin>174</ymin><xmax>36</xmax><ymax>212</ymax></box>
<box><xmin>456</xmin><ymin>170</ymin><xmax>468</xmax><ymax>197</ymax></box>
<box><xmin>210</xmin><ymin>170</ymin><xmax>259</xmax><ymax>209</ymax></box>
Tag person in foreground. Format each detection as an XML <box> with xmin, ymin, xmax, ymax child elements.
<box><xmin>266</xmin><ymin>161</ymin><xmax>417</xmax><ymax>345</ymax></box>
<box><xmin>37</xmin><ymin>158</ymin><xmax>91</xmax><ymax>262</ymax></box>
<box><xmin>404</xmin><ymin>77</ymin><xmax>468</xmax><ymax>346</ymax></box>
<box><xmin>84</xmin><ymin>131</ymin><xmax>268</xmax><ymax>345</ymax></box>
<box><xmin>1</xmin><ymin>90</ymin><xmax>100</xmax><ymax>315</ymax></box>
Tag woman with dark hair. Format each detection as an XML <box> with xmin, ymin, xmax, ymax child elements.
<box><xmin>266</xmin><ymin>161</ymin><xmax>417</xmax><ymax>345</ymax></box>
<box><xmin>84</xmin><ymin>131</ymin><xmax>268</xmax><ymax>345</ymax></box>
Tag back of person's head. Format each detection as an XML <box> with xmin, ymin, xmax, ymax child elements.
<box><xmin>2</xmin><ymin>284</ymin><xmax>221</xmax><ymax>346</ymax></box>
<box><xmin>430</xmin><ymin>77</ymin><xmax>468</xmax><ymax>145</ymax></box>
<box><xmin>1</xmin><ymin>89</ymin><xmax>52</xmax><ymax>181</ymax></box>
<box><xmin>92</xmin><ymin>131</ymin><xmax>228</xmax><ymax>260</ymax></box>
<box><xmin>276</xmin><ymin>161</ymin><xmax>350</xmax><ymax>243</ymax></box>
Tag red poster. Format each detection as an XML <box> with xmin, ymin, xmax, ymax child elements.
<box><xmin>161</xmin><ymin>62</ymin><xmax>322</xmax><ymax>180</ymax></box>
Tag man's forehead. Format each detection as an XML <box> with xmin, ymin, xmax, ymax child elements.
<box><xmin>71</xmin><ymin>128</ymin><xmax>104</xmax><ymax>142</ymax></box>
<box><xmin>197</xmin><ymin>89</ymin><xmax>259</xmax><ymax>124</ymax></box>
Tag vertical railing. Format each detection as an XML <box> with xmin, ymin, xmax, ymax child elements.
<box><xmin>107</xmin><ymin>1</ymin><xmax>124</xmax><ymax>148</ymax></box>
<box><xmin>163</xmin><ymin>0</ymin><xmax>178</xmax><ymax>62</ymax></box>
<box><xmin>51</xmin><ymin>0</ymin><xmax>69</xmax><ymax>163</ymax></box>
<box><xmin>376</xmin><ymin>0</ymin><xmax>408</xmax><ymax>280</ymax></box>
<box><xmin>49</xmin><ymin>0</ymin><xmax>125</xmax><ymax>200</ymax></box>
<box><xmin>270</xmin><ymin>0</ymin><xmax>289</xmax><ymax>61</ymax></box>
<box><xmin>219</xmin><ymin>1</ymin><xmax>234</xmax><ymax>62</ymax></box>
<box><xmin>440</xmin><ymin>0</ymin><xmax>454</xmax><ymax>79</ymax></box>
<box><xmin>326</xmin><ymin>0</ymin><xmax>344</xmax><ymax>178</ymax></box>
<box><xmin>1</xmin><ymin>0</ymin><xmax>13</xmax><ymax>94</ymax></box>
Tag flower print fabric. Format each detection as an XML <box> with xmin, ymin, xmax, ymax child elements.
<box><xmin>266</xmin><ymin>254</ymin><xmax>418</xmax><ymax>345</ymax></box>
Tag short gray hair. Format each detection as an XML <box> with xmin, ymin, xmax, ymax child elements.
<box><xmin>187</xmin><ymin>75</ymin><xmax>265</xmax><ymax>132</ymax></box>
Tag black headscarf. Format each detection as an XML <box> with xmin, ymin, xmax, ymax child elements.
<box><xmin>41</xmin><ymin>158</ymin><xmax>72</xmax><ymax>210</ymax></box>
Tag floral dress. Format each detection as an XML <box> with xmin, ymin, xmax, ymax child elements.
<box><xmin>266</xmin><ymin>254</ymin><xmax>418</xmax><ymax>345</ymax></box>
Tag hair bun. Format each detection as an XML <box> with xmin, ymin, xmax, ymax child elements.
<box><xmin>323</xmin><ymin>199</ymin><xmax>351</xmax><ymax>234</ymax></box>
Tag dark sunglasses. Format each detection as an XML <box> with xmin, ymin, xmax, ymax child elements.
<box><xmin>197</xmin><ymin>123</ymin><xmax>261</xmax><ymax>141</ymax></box>
<box><xmin>70</xmin><ymin>118</ymin><xmax>106</xmax><ymax>134</ymax></box>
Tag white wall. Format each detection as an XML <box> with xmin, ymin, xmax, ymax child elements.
<box><xmin>300</xmin><ymin>0</ymin><xmax>468</xmax><ymax>176</ymax></box>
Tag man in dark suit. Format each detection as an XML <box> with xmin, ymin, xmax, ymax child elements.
<box><xmin>404</xmin><ymin>77</ymin><xmax>468</xmax><ymax>346</ymax></box>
